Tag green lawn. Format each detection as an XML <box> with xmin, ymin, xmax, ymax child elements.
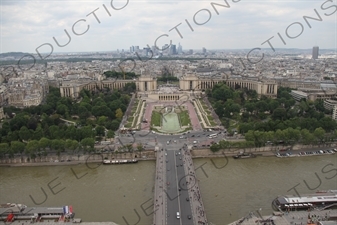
<box><xmin>207</xmin><ymin>115</ymin><xmax>216</xmax><ymax>126</ymax></box>
<box><xmin>151</xmin><ymin>111</ymin><xmax>161</xmax><ymax>127</ymax></box>
<box><xmin>179</xmin><ymin>111</ymin><xmax>191</xmax><ymax>126</ymax></box>
<box><xmin>124</xmin><ymin>122</ymin><xmax>131</xmax><ymax>128</ymax></box>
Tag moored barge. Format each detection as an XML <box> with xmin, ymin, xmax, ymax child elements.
<box><xmin>272</xmin><ymin>190</ymin><xmax>337</xmax><ymax>211</ymax></box>
<box><xmin>233</xmin><ymin>152</ymin><xmax>256</xmax><ymax>159</ymax></box>
<box><xmin>103</xmin><ymin>159</ymin><xmax>138</xmax><ymax>164</ymax></box>
<box><xmin>0</xmin><ymin>203</ymin><xmax>77</xmax><ymax>222</ymax></box>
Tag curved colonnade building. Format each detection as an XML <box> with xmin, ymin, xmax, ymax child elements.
<box><xmin>60</xmin><ymin>74</ymin><xmax>277</xmax><ymax>100</ymax></box>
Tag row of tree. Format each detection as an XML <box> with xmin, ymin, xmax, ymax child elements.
<box><xmin>244</xmin><ymin>127</ymin><xmax>336</xmax><ymax>147</ymax></box>
<box><xmin>103</xmin><ymin>71</ymin><xmax>139</xmax><ymax>80</ymax></box>
<box><xmin>210</xmin><ymin>127</ymin><xmax>337</xmax><ymax>151</ymax></box>
<box><xmin>0</xmin><ymin>138</ymin><xmax>147</xmax><ymax>161</ymax></box>
<box><xmin>0</xmin><ymin>138</ymin><xmax>93</xmax><ymax>159</ymax></box>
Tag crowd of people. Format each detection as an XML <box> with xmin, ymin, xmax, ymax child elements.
<box><xmin>183</xmin><ymin>145</ymin><xmax>207</xmax><ymax>224</ymax></box>
<box><xmin>154</xmin><ymin>151</ymin><xmax>165</xmax><ymax>224</ymax></box>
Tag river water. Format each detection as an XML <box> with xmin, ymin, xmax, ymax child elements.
<box><xmin>0</xmin><ymin>155</ymin><xmax>336</xmax><ymax>225</ymax></box>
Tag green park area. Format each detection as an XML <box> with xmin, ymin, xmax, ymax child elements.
<box><xmin>0</xmin><ymin>84</ymin><xmax>135</xmax><ymax>159</ymax></box>
<box><xmin>151</xmin><ymin>111</ymin><xmax>162</xmax><ymax>127</ymax></box>
<box><xmin>207</xmin><ymin>84</ymin><xmax>337</xmax><ymax>150</ymax></box>
<box><xmin>179</xmin><ymin>110</ymin><xmax>191</xmax><ymax>126</ymax></box>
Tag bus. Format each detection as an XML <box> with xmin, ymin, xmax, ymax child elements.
<box><xmin>209</xmin><ymin>133</ymin><xmax>217</xmax><ymax>139</ymax></box>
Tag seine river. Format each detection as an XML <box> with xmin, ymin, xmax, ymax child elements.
<box><xmin>0</xmin><ymin>155</ymin><xmax>336</xmax><ymax>225</ymax></box>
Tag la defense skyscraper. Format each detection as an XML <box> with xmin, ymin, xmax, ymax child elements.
<box><xmin>312</xmin><ymin>46</ymin><xmax>319</xmax><ymax>59</ymax></box>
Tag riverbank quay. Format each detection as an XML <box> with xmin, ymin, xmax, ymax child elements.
<box><xmin>0</xmin><ymin>222</ymin><xmax>120</xmax><ymax>225</ymax></box>
<box><xmin>0</xmin><ymin>143</ymin><xmax>335</xmax><ymax>167</ymax></box>
<box><xmin>228</xmin><ymin>209</ymin><xmax>337</xmax><ymax>225</ymax></box>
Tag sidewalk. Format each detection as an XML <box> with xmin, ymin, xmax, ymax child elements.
<box><xmin>182</xmin><ymin>145</ymin><xmax>208</xmax><ymax>225</ymax></box>
<box><xmin>153</xmin><ymin>148</ymin><xmax>167</xmax><ymax>225</ymax></box>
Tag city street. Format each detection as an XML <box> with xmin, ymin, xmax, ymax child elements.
<box><xmin>116</xmin><ymin>130</ymin><xmax>234</xmax><ymax>151</ymax></box>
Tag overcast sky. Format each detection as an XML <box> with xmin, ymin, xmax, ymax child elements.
<box><xmin>0</xmin><ymin>0</ymin><xmax>336</xmax><ymax>54</ymax></box>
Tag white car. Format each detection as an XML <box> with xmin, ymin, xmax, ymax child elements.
<box><xmin>152</xmin><ymin>131</ymin><xmax>156</xmax><ymax>134</ymax></box>
<box><xmin>176</xmin><ymin>212</ymin><xmax>180</xmax><ymax>219</ymax></box>
<box><xmin>179</xmin><ymin>136</ymin><xmax>184</xmax><ymax>139</ymax></box>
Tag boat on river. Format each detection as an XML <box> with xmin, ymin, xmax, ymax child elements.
<box><xmin>0</xmin><ymin>203</ymin><xmax>78</xmax><ymax>223</ymax></box>
<box><xmin>272</xmin><ymin>190</ymin><xmax>337</xmax><ymax>211</ymax></box>
<box><xmin>103</xmin><ymin>159</ymin><xmax>138</xmax><ymax>164</ymax></box>
<box><xmin>233</xmin><ymin>152</ymin><xmax>256</xmax><ymax>159</ymax></box>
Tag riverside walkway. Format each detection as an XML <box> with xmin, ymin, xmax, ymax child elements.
<box><xmin>228</xmin><ymin>209</ymin><xmax>337</xmax><ymax>225</ymax></box>
<box><xmin>153</xmin><ymin>144</ymin><xmax>208</xmax><ymax>225</ymax></box>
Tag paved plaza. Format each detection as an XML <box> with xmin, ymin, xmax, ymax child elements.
<box><xmin>141</xmin><ymin>101</ymin><xmax>203</xmax><ymax>131</ymax></box>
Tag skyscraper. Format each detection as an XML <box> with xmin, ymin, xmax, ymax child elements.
<box><xmin>170</xmin><ymin>45</ymin><xmax>177</xmax><ymax>55</ymax></box>
<box><xmin>312</xmin><ymin>46</ymin><xmax>319</xmax><ymax>59</ymax></box>
<box><xmin>178</xmin><ymin>43</ymin><xmax>182</xmax><ymax>54</ymax></box>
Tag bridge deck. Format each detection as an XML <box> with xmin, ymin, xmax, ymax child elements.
<box><xmin>153</xmin><ymin>145</ymin><xmax>207</xmax><ymax>225</ymax></box>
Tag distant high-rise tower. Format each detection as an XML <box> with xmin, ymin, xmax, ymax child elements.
<box><xmin>312</xmin><ymin>46</ymin><xmax>319</xmax><ymax>59</ymax></box>
<box><xmin>202</xmin><ymin>47</ymin><xmax>207</xmax><ymax>54</ymax></box>
<box><xmin>178</xmin><ymin>43</ymin><xmax>183</xmax><ymax>54</ymax></box>
<box><xmin>170</xmin><ymin>45</ymin><xmax>177</xmax><ymax>55</ymax></box>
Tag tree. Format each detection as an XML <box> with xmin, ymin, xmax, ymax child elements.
<box><xmin>96</xmin><ymin>126</ymin><xmax>105</xmax><ymax>136</ymax></box>
<box><xmin>9</xmin><ymin>113</ymin><xmax>29</xmax><ymax>131</ymax></box>
<box><xmin>272</xmin><ymin>108</ymin><xmax>287</xmax><ymax>121</ymax></box>
<box><xmin>92</xmin><ymin>105</ymin><xmax>112</xmax><ymax>118</ymax></box>
<box><xmin>79</xmin><ymin>126</ymin><xmax>94</xmax><ymax>139</ymax></box>
<box><xmin>256</xmin><ymin>101</ymin><xmax>269</xmax><ymax>113</ymax></box>
<box><xmin>65</xmin><ymin>125</ymin><xmax>79</xmax><ymax>140</ymax></box>
<box><xmin>51</xmin><ymin>139</ymin><xmax>65</xmax><ymax>152</ymax></box>
<box><xmin>107</xmin><ymin>130</ymin><xmax>115</xmax><ymax>138</ymax></box>
<box><xmin>300</xmin><ymin>129</ymin><xmax>314</xmax><ymax>145</ymax></box>
<box><xmin>11</xmin><ymin>141</ymin><xmax>25</xmax><ymax>156</ymax></box>
<box><xmin>97</xmin><ymin>116</ymin><xmax>107</xmax><ymax>126</ymax></box>
<box><xmin>210</xmin><ymin>143</ymin><xmax>221</xmax><ymax>152</ymax></box>
<box><xmin>122</xmin><ymin>83</ymin><xmax>136</xmax><ymax>93</ymax></box>
<box><xmin>268</xmin><ymin>100</ymin><xmax>279</xmax><ymax>113</ymax></box>
<box><xmin>1</xmin><ymin>122</ymin><xmax>10</xmax><ymax>137</ymax></box>
<box><xmin>27</xmin><ymin>116</ymin><xmax>38</xmax><ymax>130</ymax></box>
<box><xmin>78</xmin><ymin>106</ymin><xmax>90</xmax><ymax>120</ymax></box>
<box><xmin>71</xmin><ymin>140</ymin><xmax>79</xmax><ymax>152</ymax></box>
<box><xmin>34</xmin><ymin>126</ymin><xmax>44</xmax><ymax>140</ymax></box>
<box><xmin>19</xmin><ymin>126</ymin><xmax>32</xmax><ymax>141</ymax></box>
<box><xmin>56</xmin><ymin>104</ymin><xmax>68</xmax><ymax>115</ymax></box>
<box><xmin>115</xmin><ymin>108</ymin><xmax>123</xmax><ymax>119</ymax></box>
<box><xmin>81</xmin><ymin>138</ymin><xmax>95</xmax><ymax>152</ymax></box>
<box><xmin>49</xmin><ymin>125</ymin><xmax>62</xmax><ymax>139</ymax></box>
<box><xmin>39</xmin><ymin>138</ymin><xmax>51</xmax><ymax>151</ymax></box>
<box><xmin>0</xmin><ymin>143</ymin><xmax>10</xmax><ymax>158</ymax></box>
<box><xmin>244</xmin><ymin>102</ymin><xmax>256</xmax><ymax>114</ymax></box>
<box><xmin>26</xmin><ymin>140</ymin><xmax>40</xmax><ymax>155</ymax></box>
<box><xmin>314</xmin><ymin>127</ymin><xmax>326</xmax><ymax>143</ymax></box>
